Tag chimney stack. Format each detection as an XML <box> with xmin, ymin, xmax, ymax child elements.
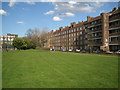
<box><xmin>87</xmin><ymin>16</ymin><xmax>91</xmax><ymax>21</ymax></box>
<box><xmin>112</xmin><ymin>7</ymin><xmax>117</xmax><ymax>12</ymax></box>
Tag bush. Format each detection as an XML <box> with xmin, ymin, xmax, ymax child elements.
<box><xmin>12</xmin><ymin>38</ymin><xmax>36</xmax><ymax>50</ymax></box>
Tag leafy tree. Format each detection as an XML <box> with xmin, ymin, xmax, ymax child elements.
<box><xmin>12</xmin><ymin>38</ymin><xmax>36</xmax><ymax>50</ymax></box>
<box><xmin>12</xmin><ymin>38</ymin><xmax>24</xmax><ymax>50</ymax></box>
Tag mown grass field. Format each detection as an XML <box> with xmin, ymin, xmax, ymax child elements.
<box><xmin>2</xmin><ymin>49</ymin><xmax>118</xmax><ymax>88</ymax></box>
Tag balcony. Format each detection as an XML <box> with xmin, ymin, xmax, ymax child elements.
<box><xmin>109</xmin><ymin>41</ymin><xmax>120</xmax><ymax>45</ymax></box>
<box><xmin>109</xmin><ymin>25</ymin><xmax>120</xmax><ymax>29</ymax></box>
<box><xmin>87</xmin><ymin>29</ymin><xmax>102</xmax><ymax>33</ymax></box>
<box><xmin>88</xmin><ymin>43</ymin><xmax>102</xmax><ymax>46</ymax></box>
<box><xmin>87</xmin><ymin>22</ymin><xmax>102</xmax><ymax>28</ymax></box>
<box><xmin>88</xmin><ymin>36</ymin><xmax>102</xmax><ymax>40</ymax></box>
<box><xmin>109</xmin><ymin>16</ymin><xmax>120</xmax><ymax>22</ymax></box>
<box><xmin>109</xmin><ymin>33</ymin><xmax>120</xmax><ymax>36</ymax></box>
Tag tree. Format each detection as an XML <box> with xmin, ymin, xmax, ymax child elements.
<box><xmin>12</xmin><ymin>38</ymin><xmax>36</xmax><ymax>50</ymax></box>
<box><xmin>25</xmin><ymin>29</ymin><xmax>33</xmax><ymax>39</ymax></box>
<box><xmin>25</xmin><ymin>28</ymin><xmax>41</xmax><ymax>47</ymax></box>
<box><xmin>24</xmin><ymin>27</ymin><xmax>49</xmax><ymax>48</ymax></box>
<box><xmin>32</xmin><ymin>28</ymin><xmax>41</xmax><ymax>46</ymax></box>
<box><xmin>12</xmin><ymin>38</ymin><xmax>24</xmax><ymax>50</ymax></box>
<box><xmin>40</xmin><ymin>27</ymin><xmax>49</xmax><ymax>47</ymax></box>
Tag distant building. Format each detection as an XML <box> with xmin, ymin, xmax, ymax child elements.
<box><xmin>0</xmin><ymin>33</ymin><xmax>18</xmax><ymax>50</ymax></box>
<box><xmin>47</xmin><ymin>7</ymin><xmax>120</xmax><ymax>52</ymax></box>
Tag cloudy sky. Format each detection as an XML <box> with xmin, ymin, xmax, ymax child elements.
<box><xmin>1</xmin><ymin>1</ymin><xmax>118</xmax><ymax>37</ymax></box>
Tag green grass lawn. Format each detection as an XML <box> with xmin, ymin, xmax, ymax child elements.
<box><xmin>2</xmin><ymin>49</ymin><xmax>118</xmax><ymax>88</ymax></box>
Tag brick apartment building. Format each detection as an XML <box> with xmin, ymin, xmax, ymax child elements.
<box><xmin>47</xmin><ymin>7</ymin><xmax>120</xmax><ymax>52</ymax></box>
<box><xmin>0</xmin><ymin>33</ymin><xmax>18</xmax><ymax>49</ymax></box>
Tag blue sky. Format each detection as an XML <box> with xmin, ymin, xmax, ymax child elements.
<box><xmin>1</xmin><ymin>1</ymin><xmax>118</xmax><ymax>37</ymax></box>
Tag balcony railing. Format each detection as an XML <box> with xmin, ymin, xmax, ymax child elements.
<box><xmin>109</xmin><ymin>25</ymin><xmax>120</xmax><ymax>29</ymax></box>
<box><xmin>109</xmin><ymin>16</ymin><xmax>120</xmax><ymax>21</ymax></box>
<box><xmin>87</xmin><ymin>29</ymin><xmax>102</xmax><ymax>33</ymax></box>
<box><xmin>87</xmin><ymin>22</ymin><xmax>102</xmax><ymax>28</ymax></box>
<box><xmin>109</xmin><ymin>33</ymin><xmax>120</xmax><ymax>36</ymax></box>
<box><xmin>109</xmin><ymin>41</ymin><xmax>120</xmax><ymax>45</ymax></box>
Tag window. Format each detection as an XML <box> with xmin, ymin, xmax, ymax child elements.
<box><xmin>92</xmin><ymin>28</ymin><xmax>94</xmax><ymax>30</ymax></box>
<box><xmin>80</xmin><ymin>27</ymin><xmax>82</xmax><ymax>30</ymax></box>
<box><xmin>81</xmin><ymin>37</ymin><xmax>82</xmax><ymax>40</ymax></box>
<box><xmin>95</xmin><ymin>33</ymin><xmax>97</xmax><ymax>37</ymax></box>
<box><xmin>106</xmin><ymin>30</ymin><xmax>108</xmax><ymax>34</ymax></box>
<box><xmin>105</xmin><ymin>16</ymin><xmax>107</xmax><ymax>19</ymax></box>
<box><xmin>71</xmin><ymin>34</ymin><xmax>73</xmax><ymax>36</ymax></box>
<box><xmin>105</xmin><ymin>22</ymin><xmax>107</xmax><ymax>27</ymax></box>
<box><xmin>80</xmin><ymin>32</ymin><xmax>82</xmax><ymax>35</ymax></box>
<box><xmin>106</xmin><ymin>38</ymin><xmax>108</xmax><ymax>42</ymax></box>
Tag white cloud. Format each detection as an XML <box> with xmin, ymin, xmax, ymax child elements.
<box><xmin>52</xmin><ymin>2</ymin><xmax>104</xmax><ymax>13</ymax></box>
<box><xmin>53</xmin><ymin>16</ymin><xmax>62</xmax><ymax>21</ymax></box>
<box><xmin>65</xmin><ymin>12</ymin><xmax>74</xmax><ymax>17</ymax></box>
<box><xmin>68</xmin><ymin>1</ymin><xmax>77</xmax><ymax>4</ymax></box>
<box><xmin>79</xmin><ymin>4</ymin><xmax>94</xmax><ymax>12</ymax></box>
<box><xmin>44</xmin><ymin>10</ymin><xmax>55</xmax><ymax>15</ymax></box>
<box><xmin>57</xmin><ymin>12</ymin><xmax>75</xmax><ymax>17</ymax></box>
<box><xmin>8</xmin><ymin>0</ymin><xmax>35</xmax><ymax>7</ymax></box>
<box><xmin>8</xmin><ymin>0</ymin><xmax>16</xmax><ymax>7</ymax></box>
<box><xmin>39</xmin><ymin>0</ymin><xmax>116</xmax><ymax>2</ymax></box>
<box><xmin>16</xmin><ymin>22</ymin><xmax>24</xmax><ymax>24</ymax></box>
<box><xmin>0</xmin><ymin>10</ymin><xmax>7</xmax><ymax>15</ymax></box>
<box><xmin>49</xmin><ymin>2</ymin><xmax>105</xmax><ymax>21</ymax></box>
<box><xmin>25</xmin><ymin>1</ymin><xmax>35</xmax><ymax>5</ymax></box>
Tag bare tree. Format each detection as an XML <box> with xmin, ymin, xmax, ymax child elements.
<box><xmin>25</xmin><ymin>28</ymin><xmax>41</xmax><ymax>47</ymax></box>
<box><xmin>32</xmin><ymin>28</ymin><xmax>41</xmax><ymax>37</ymax></box>
<box><xmin>40</xmin><ymin>27</ymin><xmax>49</xmax><ymax>47</ymax></box>
<box><xmin>25</xmin><ymin>27</ymin><xmax>49</xmax><ymax>48</ymax></box>
<box><xmin>25</xmin><ymin>29</ymin><xmax>33</xmax><ymax>39</ymax></box>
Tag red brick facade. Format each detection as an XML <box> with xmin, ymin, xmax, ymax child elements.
<box><xmin>47</xmin><ymin>7</ymin><xmax>120</xmax><ymax>52</ymax></box>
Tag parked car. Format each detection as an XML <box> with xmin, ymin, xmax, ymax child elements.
<box><xmin>115</xmin><ymin>50</ymin><xmax>120</xmax><ymax>54</ymax></box>
<box><xmin>93</xmin><ymin>50</ymin><xmax>101</xmax><ymax>53</ymax></box>
<box><xmin>81</xmin><ymin>50</ymin><xmax>86</xmax><ymax>53</ymax></box>
<box><xmin>61</xmin><ymin>48</ymin><xmax>66</xmax><ymax>51</ymax></box>
<box><xmin>50</xmin><ymin>48</ymin><xmax>52</xmax><ymax>51</ymax></box>
<box><xmin>50</xmin><ymin>48</ymin><xmax>55</xmax><ymax>51</ymax></box>
<box><xmin>76</xmin><ymin>49</ymin><xmax>80</xmax><ymax>52</ymax></box>
<box><xmin>69</xmin><ymin>49</ymin><xmax>72</xmax><ymax>52</ymax></box>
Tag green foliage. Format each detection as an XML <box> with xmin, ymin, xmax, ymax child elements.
<box><xmin>12</xmin><ymin>38</ymin><xmax>36</xmax><ymax>50</ymax></box>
